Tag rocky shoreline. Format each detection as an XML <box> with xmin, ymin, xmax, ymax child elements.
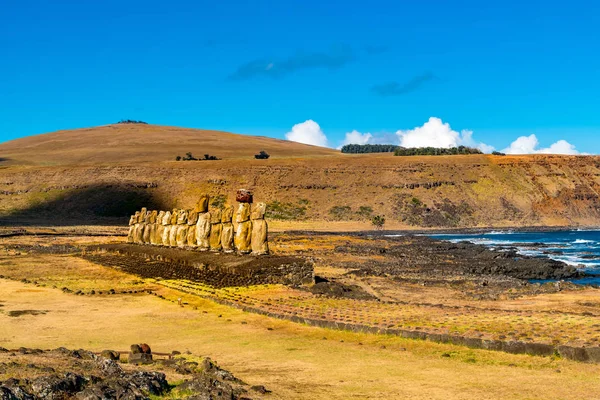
<box><xmin>333</xmin><ymin>235</ymin><xmax>581</xmax><ymax>281</ymax></box>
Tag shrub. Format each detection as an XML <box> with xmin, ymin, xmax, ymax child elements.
<box><xmin>255</xmin><ymin>150</ymin><xmax>270</xmax><ymax>159</ymax></box>
<box><xmin>176</xmin><ymin>152</ymin><xmax>220</xmax><ymax>161</ymax></box>
<box><xmin>371</xmin><ymin>215</ymin><xmax>385</xmax><ymax>230</ymax></box>
<box><xmin>183</xmin><ymin>152</ymin><xmax>197</xmax><ymax>161</ymax></box>
<box><xmin>210</xmin><ymin>195</ymin><xmax>227</xmax><ymax>209</ymax></box>
<box><xmin>357</xmin><ymin>206</ymin><xmax>373</xmax><ymax>219</ymax></box>
<box><xmin>329</xmin><ymin>205</ymin><xmax>353</xmax><ymax>220</ymax></box>
<box><xmin>117</xmin><ymin>119</ymin><xmax>148</xmax><ymax>124</ymax></box>
<box><xmin>492</xmin><ymin>151</ymin><xmax>506</xmax><ymax>156</ymax></box>
<box><xmin>265</xmin><ymin>201</ymin><xmax>307</xmax><ymax>220</ymax></box>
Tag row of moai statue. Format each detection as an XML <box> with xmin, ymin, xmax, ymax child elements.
<box><xmin>126</xmin><ymin>191</ymin><xmax>268</xmax><ymax>255</ymax></box>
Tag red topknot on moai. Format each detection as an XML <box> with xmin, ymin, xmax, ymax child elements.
<box><xmin>236</xmin><ymin>189</ymin><xmax>253</xmax><ymax>204</ymax></box>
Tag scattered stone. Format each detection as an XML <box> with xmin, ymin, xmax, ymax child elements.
<box><xmin>100</xmin><ymin>350</ymin><xmax>120</xmax><ymax>361</ymax></box>
<box><xmin>139</xmin><ymin>343</ymin><xmax>151</xmax><ymax>354</ymax></box>
<box><xmin>251</xmin><ymin>384</ymin><xmax>271</xmax><ymax>394</ymax></box>
<box><xmin>128</xmin><ymin>353</ymin><xmax>153</xmax><ymax>365</ymax></box>
<box><xmin>129</xmin><ymin>344</ymin><xmax>142</xmax><ymax>354</ymax></box>
<box><xmin>30</xmin><ymin>372</ymin><xmax>87</xmax><ymax>399</ymax></box>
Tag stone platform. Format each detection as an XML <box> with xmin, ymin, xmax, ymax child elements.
<box><xmin>85</xmin><ymin>244</ymin><xmax>313</xmax><ymax>287</ymax></box>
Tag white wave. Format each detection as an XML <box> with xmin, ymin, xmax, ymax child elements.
<box><xmin>547</xmin><ymin>254</ymin><xmax>599</xmax><ymax>268</ymax></box>
<box><xmin>485</xmin><ymin>230</ymin><xmax>514</xmax><ymax>235</ymax></box>
<box><xmin>573</xmin><ymin>239</ymin><xmax>595</xmax><ymax>244</ymax></box>
<box><xmin>448</xmin><ymin>238</ymin><xmax>515</xmax><ymax>246</ymax></box>
<box><xmin>517</xmin><ymin>249</ymin><xmax>543</xmax><ymax>257</ymax></box>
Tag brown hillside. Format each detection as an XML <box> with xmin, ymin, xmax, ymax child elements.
<box><xmin>0</xmin><ymin>124</ymin><xmax>337</xmax><ymax>165</ymax></box>
<box><xmin>2</xmin><ymin>127</ymin><xmax>600</xmax><ymax>229</ymax></box>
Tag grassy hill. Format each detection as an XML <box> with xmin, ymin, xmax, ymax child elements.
<box><xmin>1</xmin><ymin>124</ymin><xmax>600</xmax><ymax>229</ymax></box>
<box><xmin>0</xmin><ymin>123</ymin><xmax>337</xmax><ymax>165</ymax></box>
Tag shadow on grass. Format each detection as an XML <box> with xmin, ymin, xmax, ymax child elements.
<box><xmin>0</xmin><ymin>184</ymin><xmax>170</xmax><ymax>226</ymax></box>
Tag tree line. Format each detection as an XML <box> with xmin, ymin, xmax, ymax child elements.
<box><xmin>117</xmin><ymin>119</ymin><xmax>148</xmax><ymax>124</ymax></box>
<box><xmin>341</xmin><ymin>144</ymin><xmax>484</xmax><ymax>156</ymax></box>
<box><xmin>394</xmin><ymin>146</ymin><xmax>483</xmax><ymax>156</ymax></box>
<box><xmin>340</xmin><ymin>144</ymin><xmax>399</xmax><ymax>153</ymax></box>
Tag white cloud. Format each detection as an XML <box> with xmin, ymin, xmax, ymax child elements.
<box><xmin>502</xmin><ymin>134</ymin><xmax>580</xmax><ymax>155</ymax></box>
<box><xmin>537</xmin><ymin>140</ymin><xmax>579</xmax><ymax>155</ymax></box>
<box><xmin>284</xmin><ymin>117</ymin><xmax>584</xmax><ymax>155</ymax></box>
<box><xmin>338</xmin><ymin>130</ymin><xmax>373</xmax><ymax>149</ymax></box>
<box><xmin>458</xmin><ymin>129</ymin><xmax>496</xmax><ymax>153</ymax></box>
<box><xmin>502</xmin><ymin>134</ymin><xmax>539</xmax><ymax>154</ymax></box>
<box><xmin>285</xmin><ymin>120</ymin><xmax>328</xmax><ymax>147</ymax></box>
<box><xmin>395</xmin><ymin>117</ymin><xmax>494</xmax><ymax>153</ymax></box>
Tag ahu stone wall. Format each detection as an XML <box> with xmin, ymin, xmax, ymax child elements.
<box><xmin>127</xmin><ymin>190</ymin><xmax>269</xmax><ymax>256</ymax></box>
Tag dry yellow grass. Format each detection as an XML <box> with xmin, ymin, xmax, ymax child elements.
<box><xmin>2</xmin><ymin>232</ymin><xmax>600</xmax><ymax>399</ymax></box>
<box><xmin>0</xmin><ymin>123</ymin><xmax>337</xmax><ymax>165</ymax></box>
<box><xmin>3</xmin><ymin>278</ymin><xmax>600</xmax><ymax>400</ymax></box>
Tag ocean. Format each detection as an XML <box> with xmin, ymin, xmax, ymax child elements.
<box><xmin>428</xmin><ymin>229</ymin><xmax>600</xmax><ymax>285</ymax></box>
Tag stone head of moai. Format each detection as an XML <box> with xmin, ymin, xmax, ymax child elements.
<box><xmin>251</xmin><ymin>202</ymin><xmax>267</xmax><ymax>220</ymax></box>
<box><xmin>170</xmin><ymin>209</ymin><xmax>178</xmax><ymax>225</ymax></box>
<box><xmin>187</xmin><ymin>209</ymin><xmax>199</xmax><ymax>225</ymax></box>
<box><xmin>149</xmin><ymin>210</ymin><xmax>158</xmax><ymax>224</ymax></box>
<box><xmin>129</xmin><ymin>213</ymin><xmax>138</xmax><ymax>226</ymax></box>
<box><xmin>143</xmin><ymin>210</ymin><xmax>152</xmax><ymax>223</ymax></box>
<box><xmin>221</xmin><ymin>205</ymin><xmax>234</xmax><ymax>223</ymax></box>
<box><xmin>138</xmin><ymin>208</ymin><xmax>147</xmax><ymax>223</ymax></box>
<box><xmin>177</xmin><ymin>209</ymin><xmax>188</xmax><ymax>225</ymax></box>
<box><xmin>161</xmin><ymin>210</ymin><xmax>171</xmax><ymax>225</ymax></box>
<box><xmin>196</xmin><ymin>195</ymin><xmax>210</xmax><ymax>213</ymax></box>
<box><xmin>210</xmin><ymin>208</ymin><xmax>222</xmax><ymax>224</ymax></box>
<box><xmin>235</xmin><ymin>203</ymin><xmax>251</xmax><ymax>223</ymax></box>
<box><xmin>157</xmin><ymin>210</ymin><xmax>165</xmax><ymax>223</ymax></box>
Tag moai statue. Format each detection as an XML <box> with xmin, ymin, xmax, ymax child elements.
<box><xmin>251</xmin><ymin>202</ymin><xmax>269</xmax><ymax>255</ymax></box>
<box><xmin>220</xmin><ymin>205</ymin><xmax>235</xmax><ymax>253</ymax></box>
<box><xmin>155</xmin><ymin>211</ymin><xmax>165</xmax><ymax>245</ymax></box>
<box><xmin>161</xmin><ymin>210</ymin><xmax>172</xmax><ymax>246</ymax></box>
<box><xmin>234</xmin><ymin>203</ymin><xmax>252</xmax><ymax>254</ymax></box>
<box><xmin>195</xmin><ymin>195</ymin><xmax>211</xmax><ymax>251</ymax></box>
<box><xmin>209</xmin><ymin>208</ymin><xmax>223</xmax><ymax>251</ymax></box>
<box><xmin>186</xmin><ymin>208</ymin><xmax>199</xmax><ymax>247</ymax></box>
<box><xmin>134</xmin><ymin>208</ymin><xmax>147</xmax><ymax>244</ymax></box>
<box><xmin>148</xmin><ymin>210</ymin><xmax>159</xmax><ymax>245</ymax></box>
<box><xmin>127</xmin><ymin>212</ymin><xmax>139</xmax><ymax>243</ymax></box>
<box><xmin>142</xmin><ymin>210</ymin><xmax>152</xmax><ymax>244</ymax></box>
<box><xmin>176</xmin><ymin>209</ymin><xmax>189</xmax><ymax>248</ymax></box>
<box><xmin>169</xmin><ymin>208</ymin><xmax>179</xmax><ymax>247</ymax></box>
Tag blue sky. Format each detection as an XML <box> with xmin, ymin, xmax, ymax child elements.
<box><xmin>1</xmin><ymin>0</ymin><xmax>599</xmax><ymax>153</ymax></box>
